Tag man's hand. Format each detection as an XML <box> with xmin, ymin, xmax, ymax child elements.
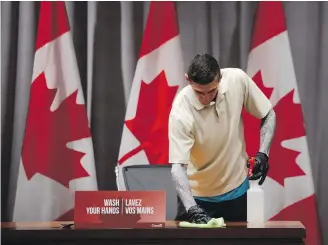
<box><xmin>247</xmin><ymin>152</ymin><xmax>269</xmax><ymax>185</ymax></box>
<box><xmin>187</xmin><ymin>205</ymin><xmax>212</xmax><ymax>224</ymax></box>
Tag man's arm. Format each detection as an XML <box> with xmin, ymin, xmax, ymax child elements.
<box><xmin>171</xmin><ymin>163</ymin><xmax>212</xmax><ymax>224</ymax></box>
<box><xmin>248</xmin><ymin>108</ymin><xmax>276</xmax><ymax>184</ymax></box>
<box><xmin>259</xmin><ymin>108</ymin><xmax>276</xmax><ymax>156</ymax></box>
<box><xmin>169</xmin><ymin>114</ymin><xmax>211</xmax><ymax>223</ymax></box>
<box><xmin>171</xmin><ymin>163</ymin><xmax>197</xmax><ymax>211</ymax></box>
<box><xmin>169</xmin><ymin>115</ymin><xmax>197</xmax><ymax>211</ymax></box>
<box><xmin>241</xmin><ymin>69</ymin><xmax>277</xmax><ymax>184</ymax></box>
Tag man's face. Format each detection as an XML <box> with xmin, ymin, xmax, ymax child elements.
<box><xmin>186</xmin><ymin>75</ymin><xmax>219</xmax><ymax>105</ymax></box>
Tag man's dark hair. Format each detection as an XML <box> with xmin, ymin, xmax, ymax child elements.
<box><xmin>187</xmin><ymin>54</ymin><xmax>222</xmax><ymax>85</ymax></box>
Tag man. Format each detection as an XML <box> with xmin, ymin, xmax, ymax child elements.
<box><xmin>169</xmin><ymin>54</ymin><xmax>276</xmax><ymax>224</ymax></box>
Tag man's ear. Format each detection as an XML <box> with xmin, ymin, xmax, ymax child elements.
<box><xmin>185</xmin><ymin>74</ymin><xmax>191</xmax><ymax>84</ymax></box>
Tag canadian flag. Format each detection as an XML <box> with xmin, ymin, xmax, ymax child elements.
<box><xmin>13</xmin><ymin>2</ymin><xmax>97</xmax><ymax>221</ymax></box>
<box><xmin>243</xmin><ymin>2</ymin><xmax>321</xmax><ymax>244</ymax></box>
<box><xmin>116</xmin><ymin>1</ymin><xmax>185</xmax><ymax>190</ymax></box>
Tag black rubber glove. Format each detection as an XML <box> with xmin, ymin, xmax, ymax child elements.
<box><xmin>187</xmin><ymin>205</ymin><xmax>212</xmax><ymax>224</ymax></box>
<box><xmin>247</xmin><ymin>152</ymin><xmax>269</xmax><ymax>185</ymax></box>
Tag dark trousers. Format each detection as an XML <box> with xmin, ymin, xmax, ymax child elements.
<box><xmin>175</xmin><ymin>192</ymin><xmax>247</xmax><ymax>222</ymax></box>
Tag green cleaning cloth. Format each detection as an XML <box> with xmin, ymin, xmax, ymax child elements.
<box><xmin>178</xmin><ymin>218</ymin><xmax>226</xmax><ymax>228</ymax></box>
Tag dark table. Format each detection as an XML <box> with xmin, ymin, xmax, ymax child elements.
<box><xmin>1</xmin><ymin>220</ymin><xmax>305</xmax><ymax>245</ymax></box>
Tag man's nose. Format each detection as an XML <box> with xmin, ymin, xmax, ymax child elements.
<box><xmin>204</xmin><ymin>93</ymin><xmax>212</xmax><ymax>101</ymax></box>
<box><xmin>200</xmin><ymin>95</ymin><xmax>210</xmax><ymax>104</ymax></box>
<box><xmin>200</xmin><ymin>94</ymin><xmax>208</xmax><ymax>101</ymax></box>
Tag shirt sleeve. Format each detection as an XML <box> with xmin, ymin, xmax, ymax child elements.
<box><xmin>242</xmin><ymin>70</ymin><xmax>272</xmax><ymax>119</ymax></box>
<box><xmin>168</xmin><ymin>114</ymin><xmax>194</xmax><ymax>164</ymax></box>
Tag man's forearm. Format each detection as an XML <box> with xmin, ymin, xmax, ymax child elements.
<box><xmin>259</xmin><ymin>109</ymin><xmax>276</xmax><ymax>156</ymax></box>
<box><xmin>171</xmin><ymin>163</ymin><xmax>197</xmax><ymax>211</ymax></box>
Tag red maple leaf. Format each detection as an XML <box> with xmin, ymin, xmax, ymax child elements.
<box><xmin>119</xmin><ymin>71</ymin><xmax>179</xmax><ymax>165</ymax></box>
<box><xmin>22</xmin><ymin>72</ymin><xmax>91</xmax><ymax>188</ymax></box>
<box><xmin>243</xmin><ymin>71</ymin><xmax>306</xmax><ymax>186</ymax></box>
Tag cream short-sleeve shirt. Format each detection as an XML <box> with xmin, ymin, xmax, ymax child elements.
<box><xmin>168</xmin><ymin>68</ymin><xmax>272</xmax><ymax>197</ymax></box>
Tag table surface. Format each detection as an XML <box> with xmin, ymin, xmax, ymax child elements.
<box><xmin>1</xmin><ymin>220</ymin><xmax>305</xmax><ymax>230</ymax></box>
<box><xmin>1</xmin><ymin>221</ymin><xmax>306</xmax><ymax>240</ymax></box>
<box><xmin>1</xmin><ymin>221</ymin><xmax>306</xmax><ymax>245</ymax></box>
